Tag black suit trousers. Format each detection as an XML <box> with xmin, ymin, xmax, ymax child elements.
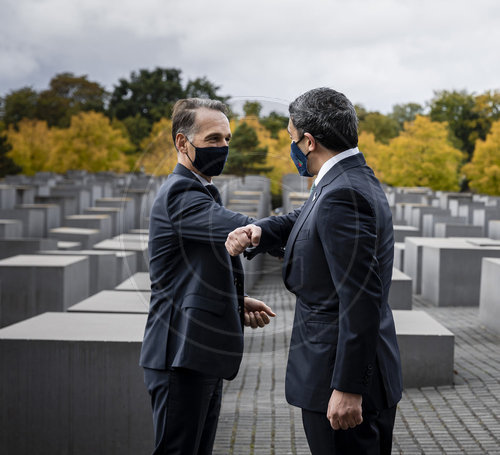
<box><xmin>144</xmin><ymin>367</ymin><xmax>223</xmax><ymax>455</ymax></box>
<box><xmin>301</xmin><ymin>405</ymin><xmax>397</xmax><ymax>455</ymax></box>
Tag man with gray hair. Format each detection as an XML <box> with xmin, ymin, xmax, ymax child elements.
<box><xmin>226</xmin><ymin>88</ymin><xmax>403</xmax><ymax>454</ymax></box>
<box><xmin>140</xmin><ymin>98</ymin><xmax>275</xmax><ymax>454</ymax></box>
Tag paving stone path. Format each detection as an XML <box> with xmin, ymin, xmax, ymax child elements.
<box><xmin>213</xmin><ymin>256</ymin><xmax>500</xmax><ymax>454</ymax></box>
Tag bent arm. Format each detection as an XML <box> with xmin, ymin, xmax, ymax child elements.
<box><xmin>167</xmin><ymin>181</ymin><xmax>253</xmax><ymax>244</ymax></box>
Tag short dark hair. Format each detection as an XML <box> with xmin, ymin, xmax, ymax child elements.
<box><xmin>289</xmin><ymin>87</ymin><xmax>358</xmax><ymax>152</ymax></box>
<box><xmin>171</xmin><ymin>98</ymin><xmax>228</xmax><ymax>143</ymax></box>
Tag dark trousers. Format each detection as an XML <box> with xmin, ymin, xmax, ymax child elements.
<box><xmin>301</xmin><ymin>405</ymin><xmax>397</xmax><ymax>455</ymax></box>
<box><xmin>144</xmin><ymin>367</ymin><xmax>223</xmax><ymax>455</ymax></box>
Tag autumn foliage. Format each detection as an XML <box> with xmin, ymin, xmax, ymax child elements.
<box><xmin>1</xmin><ymin>69</ymin><xmax>500</xmax><ymax>196</ymax></box>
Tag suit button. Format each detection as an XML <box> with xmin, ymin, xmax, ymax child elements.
<box><xmin>367</xmin><ymin>364</ymin><xmax>373</xmax><ymax>370</ymax></box>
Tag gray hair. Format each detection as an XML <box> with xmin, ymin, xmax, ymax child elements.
<box><xmin>289</xmin><ymin>87</ymin><xmax>358</xmax><ymax>152</ymax></box>
<box><xmin>171</xmin><ymin>98</ymin><xmax>228</xmax><ymax>143</ymax></box>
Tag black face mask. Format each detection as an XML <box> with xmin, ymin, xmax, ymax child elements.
<box><xmin>187</xmin><ymin>139</ymin><xmax>229</xmax><ymax>176</ymax></box>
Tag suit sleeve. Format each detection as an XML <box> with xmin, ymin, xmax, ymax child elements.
<box><xmin>166</xmin><ymin>179</ymin><xmax>253</xmax><ymax>244</ymax></box>
<box><xmin>316</xmin><ymin>188</ymin><xmax>382</xmax><ymax>395</ymax></box>
<box><xmin>244</xmin><ymin>206</ymin><xmax>302</xmax><ymax>259</ymax></box>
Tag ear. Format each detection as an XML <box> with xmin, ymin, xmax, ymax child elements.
<box><xmin>176</xmin><ymin>133</ymin><xmax>189</xmax><ymax>153</ymax></box>
<box><xmin>304</xmin><ymin>132</ymin><xmax>317</xmax><ymax>152</ymax></box>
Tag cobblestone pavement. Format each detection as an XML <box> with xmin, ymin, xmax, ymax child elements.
<box><xmin>213</xmin><ymin>257</ymin><xmax>500</xmax><ymax>454</ymax></box>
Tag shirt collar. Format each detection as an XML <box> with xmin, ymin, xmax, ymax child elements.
<box><xmin>314</xmin><ymin>147</ymin><xmax>360</xmax><ymax>187</ymax></box>
<box><xmin>191</xmin><ymin>171</ymin><xmax>212</xmax><ymax>187</ymax></box>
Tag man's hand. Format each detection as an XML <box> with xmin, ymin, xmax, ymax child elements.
<box><xmin>226</xmin><ymin>224</ymin><xmax>262</xmax><ymax>256</ymax></box>
<box><xmin>327</xmin><ymin>390</ymin><xmax>363</xmax><ymax>430</ymax></box>
<box><xmin>243</xmin><ymin>296</ymin><xmax>276</xmax><ymax>328</ymax></box>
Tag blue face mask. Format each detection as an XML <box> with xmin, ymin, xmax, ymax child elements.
<box><xmin>290</xmin><ymin>137</ymin><xmax>313</xmax><ymax>177</ymax></box>
<box><xmin>187</xmin><ymin>140</ymin><xmax>229</xmax><ymax>176</ymax></box>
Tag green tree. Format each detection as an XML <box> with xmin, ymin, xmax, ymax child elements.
<box><xmin>354</xmin><ymin>104</ymin><xmax>368</xmax><ymax>123</ymax></box>
<box><xmin>463</xmin><ymin>120</ymin><xmax>500</xmax><ymax>195</ymax></box>
<box><xmin>471</xmin><ymin>90</ymin><xmax>500</xmax><ymax>145</ymax></box>
<box><xmin>429</xmin><ymin>90</ymin><xmax>479</xmax><ymax>158</ymax></box>
<box><xmin>224</xmin><ymin>122</ymin><xmax>271</xmax><ymax>177</ymax></box>
<box><xmin>390</xmin><ymin>103</ymin><xmax>424</xmax><ymax>129</ymax></box>
<box><xmin>358</xmin><ymin>111</ymin><xmax>400</xmax><ymax>144</ymax></box>
<box><xmin>0</xmin><ymin>127</ymin><xmax>22</xmax><ymax>177</ymax></box>
<box><xmin>1</xmin><ymin>87</ymin><xmax>38</xmax><ymax>127</ymax></box>
<box><xmin>243</xmin><ymin>101</ymin><xmax>262</xmax><ymax>118</ymax></box>
<box><xmin>184</xmin><ymin>76</ymin><xmax>228</xmax><ymax>102</ymax></box>
<box><xmin>108</xmin><ymin>67</ymin><xmax>185</xmax><ymax>122</ymax></box>
<box><xmin>120</xmin><ymin>114</ymin><xmax>153</xmax><ymax>151</ymax></box>
<box><xmin>260</xmin><ymin>111</ymin><xmax>288</xmax><ymax>139</ymax></box>
<box><xmin>378</xmin><ymin>115</ymin><xmax>463</xmax><ymax>190</ymax></box>
<box><xmin>35</xmin><ymin>72</ymin><xmax>108</xmax><ymax>128</ymax></box>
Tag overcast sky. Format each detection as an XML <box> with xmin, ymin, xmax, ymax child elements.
<box><xmin>1</xmin><ymin>0</ymin><xmax>499</xmax><ymax>114</ymax></box>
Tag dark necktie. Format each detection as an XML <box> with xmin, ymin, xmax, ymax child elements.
<box><xmin>206</xmin><ymin>184</ymin><xmax>222</xmax><ymax>205</ymax></box>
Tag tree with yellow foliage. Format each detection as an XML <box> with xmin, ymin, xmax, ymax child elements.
<box><xmin>357</xmin><ymin>131</ymin><xmax>388</xmax><ymax>181</ymax></box>
<box><xmin>463</xmin><ymin>120</ymin><xmax>500</xmax><ymax>195</ymax></box>
<box><xmin>7</xmin><ymin>119</ymin><xmax>54</xmax><ymax>175</ymax></box>
<box><xmin>138</xmin><ymin>118</ymin><xmax>178</xmax><ymax>176</ymax></box>
<box><xmin>378</xmin><ymin>115</ymin><xmax>463</xmax><ymax>191</ymax></box>
<box><xmin>48</xmin><ymin>111</ymin><xmax>131</xmax><ymax>173</ymax></box>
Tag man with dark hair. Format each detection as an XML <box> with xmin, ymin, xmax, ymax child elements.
<box><xmin>140</xmin><ymin>97</ymin><xmax>275</xmax><ymax>454</ymax></box>
<box><xmin>226</xmin><ymin>88</ymin><xmax>402</xmax><ymax>454</ymax></box>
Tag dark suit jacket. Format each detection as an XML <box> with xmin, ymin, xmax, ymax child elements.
<box><xmin>250</xmin><ymin>153</ymin><xmax>402</xmax><ymax>412</ymax></box>
<box><xmin>139</xmin><ymin>164</ymin><xmax>252</xmax><ymax>380</ymax></box>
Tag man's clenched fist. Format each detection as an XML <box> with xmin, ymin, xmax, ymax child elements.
<box><xmin>225</xmin><ymin>224</ymin><xmax>262</xmax><ymax>256</ymax></box>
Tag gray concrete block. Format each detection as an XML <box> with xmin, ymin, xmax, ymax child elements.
<box><xmin>116</xmin><ymin>272</ymin><xmax>150</xmax><ymax>291</ymax></box>
<box><xmin>0</xmin><ymin>312</ymin><xmax>152</xmax><ymax>454</ymax></box>
<box><xmin>0</xmin><ymin>255</ymin><xmax>90</xmax><ymax>327</ymax></box>
<box><xmin>68</xmin><ymin>290</ymin><xmax>150</xmax><ymax>313</ymax></box>
<box><xmin>473</xmin><ymin>207</ymin><xmax>500</xmax><ymax>236</ymax></box>
<box><xmin>434</xmin><ymin>223</ymin><xmax>483</xmax><ymax>238</ymax></box>
<box><xmin>410</xmin><ymin>206</ymin><xmax>450</xmax><ymax>230</ymax></box>
<box><xmin>458</xmin><ymin>201</ymin><xmax>485</xmax><ymax>223</ymax></box>
<box><xmin>0</xmin><ymin>219</ymin><xmax>23</xmax><ymax>238</ymax></box>
<box><xmin>389</xmin><ymin>268</ymin><xmax>412</xmax><ymax>310</ymax></box>
<box><xmin>387</xmin><ymin>188</ymin><xmax>431</xmax><ymax>206</ymax></box>
<box><xmin>93</xmin><ymin>238</ymin><xmax>148</xmax><ymax>272</ymax></box>
<box><xmin>57</xmin><ymin>241</ymin><xmax>82</xmax><ymax>250</ymax></box>
<box><xmin>394</xmin><ymin>310</ymin><xmax>455</xmax><ymax>388</ymax></box>
<box><xmin>65</xmin><ymin>214</ymin><xmax>112</xmax><ymax>242</ymax></box>
<box><xmin>35</xmin><ymin>195</ymin><xmax>77</xmax><ymax>218</ymax></box>
<box><xmin>0</xmin><ymin>184</ymin><xmax>16</xmax><ymax>210</ymax></box>
<box><xmin>441</xmin><ymin>193</ymin><xmax>473</xmax><ymax>211</ymax></box>
<box><xmin>121</xmin><ymin>188</ymin><xmax>155</xmax><ymax>229</ymax></box>
<box><xmin>95</xmin><ymin>197</ymin><xmax>136</xmax><ymax>232</ymax></box>
<box><xmin>1</xmin><ymin>207</ymin><xmax>44</xmax><ymax>237</ymax></box>
<box><xmin>84</xmin><ymin>207</ymin><xmax>122</xmax><ymax>236</ymax></box>
<box><xmin>479</xmin><ymin>258</ymin><xmax>500</xmax><ymax>334</ymax></box>
<box><xmin>0</xmin><ymin>238</ymin><xmax>58</xmax><ymax>259</ymax></box>
<box><xmin>115</xmin><ymin>251</ymin><xmax>138</xmax><ymax>283</ymax></box>
<box><xmin>393</xmin><ymin>225</ymin><xmax>420</xmax><ymax>242</ymax></box>
<box><xmin>38</xmin><ymin>250</ymin><xmax>118</xmax><ymax>294</ymax></box>
<box><xmin>14</xmin><ymin>185</ymin><xmax>36</xmax><ymax>205</ymax></box>
<box><xmin>422</xmin><ymin>214</ymin><xmax>466</xmax><ymax>237</ymax></box>
<box><xmin>48</xmin><ymin>227</ymin><xmax>101</xmax><ymax>249</ymax></box>
<box><xmin>51</xmin><ymin>186</ymin><xmax>91</xmax><ymax>213</ymax></box>
<box><xmin>421</xmin><ymin>243</ymin><xmax>500</xmax><ymax>306</ymax></box>
<box><xmin>394</xmin><ymin>242</ymin><xmax>405</xmax><ymax>272</ymax></box>
<box><xmin>19</xmin><ymin>203</ymin><xmax>61</xmax><ymax>236</ymax></box>
<box><xmin>488</xmin><ymin>220</ymin><xmax>500</xmax><ymax>240</ymax></box>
